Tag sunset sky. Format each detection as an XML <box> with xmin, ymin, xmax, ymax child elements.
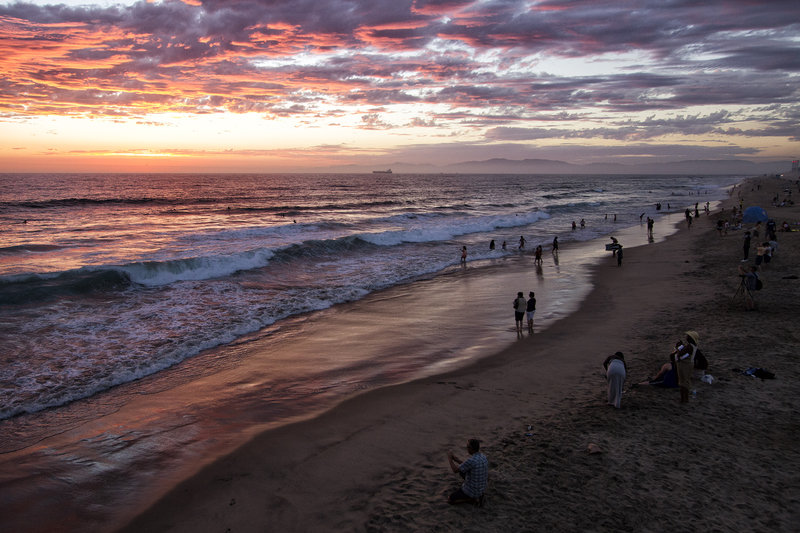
<box><xmin>1</xmin><ymin>0</ymin><xmax>798</xmax><ymax>172</ymax></box>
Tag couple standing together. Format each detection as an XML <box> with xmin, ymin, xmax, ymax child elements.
<box><xmin>513</xmin><ymin>291</ymin><xmax>536</xmax><ymax>334</ymax></box>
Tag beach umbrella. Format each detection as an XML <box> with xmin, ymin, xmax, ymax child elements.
<box><xmin>742</xmin><ymin>206</ymin><xmax>768</xmax><ymax>223</ymax></box>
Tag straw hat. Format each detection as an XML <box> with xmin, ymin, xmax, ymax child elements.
<box><xmin>685</xmin><ymin>331</ymin><xmax>700</xmax><ymax>344</ymax></box>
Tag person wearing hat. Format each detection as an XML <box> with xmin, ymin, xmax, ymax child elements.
<box><xmin>671</xmin><ymin>331</ymin><xmax>700</xmax><ymax>403</ymax></box>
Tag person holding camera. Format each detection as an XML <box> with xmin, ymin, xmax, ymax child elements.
<box><xmin>446</xmin><ymin>438</ymin><xmax>488</xmax><ymax>505</ymax></box>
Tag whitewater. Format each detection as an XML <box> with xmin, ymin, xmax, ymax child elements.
<box><xmin>0</xmin><ymin>172</ymin><xmax>739</xmax><ymax>419</ymax></box>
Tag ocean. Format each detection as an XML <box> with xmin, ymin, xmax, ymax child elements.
<box><xmin>0</xmin><ymin>172</ymin><xmax>739</xmax><ymax>530</ymax></box>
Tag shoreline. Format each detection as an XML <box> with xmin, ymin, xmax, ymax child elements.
<box><xmin>0</xmin><ymin>198</ymin><xmax>681</xmax><ymax>533</ymax></box>
<box><xmin>120</xmin><ymin>175</ymin><xmax>800</xmax><ymax>532</ymax></box>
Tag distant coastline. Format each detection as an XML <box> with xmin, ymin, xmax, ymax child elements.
<box><xmin>330</xmin><ymin>157</ymin><xmax>796</xmax><ymax>176</ymax></box>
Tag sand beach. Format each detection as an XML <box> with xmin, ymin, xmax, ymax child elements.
<box><xmin>118</xmin><ymin>174</ymin><xmax>800</xmax><ymax>532</ymax></box>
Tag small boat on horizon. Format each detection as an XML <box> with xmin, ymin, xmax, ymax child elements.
<box><xmin>372</xmin><ymin>169</ymin><xmax>392</xmax><ymax>174</ymax></box>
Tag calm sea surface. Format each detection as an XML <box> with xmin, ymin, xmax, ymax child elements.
<box><xmin>0</xmin><ymin>173</ymin><xmax>739</xmax><ymax>421</ymax></box>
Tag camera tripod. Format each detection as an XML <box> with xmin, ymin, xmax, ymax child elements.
<box><xmin>732</xmin><ymin>275</ymin><xmax>756</xmax><ymax>309</ymax></box>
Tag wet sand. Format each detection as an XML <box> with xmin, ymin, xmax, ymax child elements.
<box><xmin>119</xmin><ymin>175</ymin><xmax>800</xmax><ymax>532</ymax></box>
<box><xmin>0</xmin><ymin>196</ymin><xmax>661</xmax><ymax>532</ymax></box>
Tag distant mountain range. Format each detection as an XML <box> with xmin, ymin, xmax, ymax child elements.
<box><xmin>329</xmin><ymin>158</ymin><xmax>796</xmax><ymax>175</ymax></box>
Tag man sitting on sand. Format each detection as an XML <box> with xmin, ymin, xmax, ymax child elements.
<box><xmin>446</xmin><ymin>438</ymin><xmax>488</xmax><ymax>506</ymax></box>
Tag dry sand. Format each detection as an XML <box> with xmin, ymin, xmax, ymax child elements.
<box><xmin>121</xmin><ymin>175</ymin><xmax>800</xmax><ymax>532</ymax></box>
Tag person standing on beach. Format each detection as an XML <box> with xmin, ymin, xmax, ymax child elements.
<box><xmin>519</xmin><ymin>235</ymin><xmax>526</xmax><ymax>250</ymax></box>
<box><xmin>552</xmin><ymin>236</ymin><xmax>558</xmax><ymax>253</ymax></box>
<box><xmin>609</xmin><ymin>236</ymin><xmax>618</xmax><ymax>256</ymax></box>
<box><xmin>603</xmin><ymin>352</ymin><xmax>627</xmax><ymax>408</ymax></box>
<box><xmin>526</xmin><ymin>291</ymin><xmax>536</xmax><ymax>333</ymax></box>
<box><xmin>742</xmin><ymin>231</ymin><xmax>751</xmax><ymax>261</ymax></box>
<box><xmin>671</xmin><ymin>331</ymin><xmax>699</xmax><ymax>404</ymax></box>
<box><xmin>513</xmin><ymin>291</ymin><xmax>527</xmax><ymax>334</ymax></box>
<box><xmin>446</xmin><ymin>438</ymin><xmax>488</xmax><ymax>505</ymax></box>
<box><xmin>461</xmin><ymin>246</ymin><xmax>467</xmax><ymax>264</ymax></box>
<box><xmin>534</xmin><ymin>245</ymin><xmax>543</xmax><ymax>265</ymax></box>
<box><xmin>616</xmin><ymin>245</ymin><xmax>623</xmax><ymax>266</ymax></box>
<box><xmin>754</xmin><ymin>242</ymin><xmax>766</xmax><ymax>267</ymax></box>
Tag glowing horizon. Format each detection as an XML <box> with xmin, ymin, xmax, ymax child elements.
<box><xmin>1</xmin><ymin>0</ymin><xmax>798</xmax><ymax>173</ymax></box>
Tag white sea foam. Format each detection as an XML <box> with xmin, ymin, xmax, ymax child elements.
<box><xmin>119</xmin><ymin>248</ymin><xmax>277</xmax><ymax>286</ymax></box>
<box><xmin>0</xmin><ymin>172</ymin><xmax>742</xmax><ymax>419</ymax></box>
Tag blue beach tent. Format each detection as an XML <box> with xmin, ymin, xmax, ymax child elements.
<box><xmin>742</xmin><ymin>206</ymin><xmax>768</xmax><ymax>223</ymax></box>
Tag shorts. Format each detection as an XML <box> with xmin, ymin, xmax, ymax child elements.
<box><xmin>526</xmin><ymin>311</ymin><xmax>535</xmax><ymax>321</ymax></box>
<box><xmin>515</xmin><ymin>311</ymin><xmax>525</xmax><ymax>321</ymax></box>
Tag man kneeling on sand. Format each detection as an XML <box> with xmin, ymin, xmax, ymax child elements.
<box><xmin>446</xmin><ymin>438</ymin><xmax>488</xmax><ymax>506</ymax></box>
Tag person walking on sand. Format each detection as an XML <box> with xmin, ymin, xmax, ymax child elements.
<box><xmin>552</xmin><ymin>236</ymin><xmax>558</xmax><ymax>253</ymax></box>
<box><xmin>616</xmin><ymin>245</ymin><xmax>623</xmax><ymax>266</ymax></box>
<box><xmin>603</xmin><ymin>352</ymin><xmax>627</xmax><ymax>408</ymax></box>
<box><xmin>526</xmin><ymin>291</ymin><xmax>536</xmax><ymax>333</ymax></box>
<box><xmin>518</xmin><ymin>235</ymin><xmax>526</xmax><ymax>250</ymax></box>
<box><xmin>534</xmin><ymin>245</ymin><xmax>543</xmax><ymax>265</ymax></box>
<box><xmin>461</xmin><ymin>246</ymin><xmax>467</xmax><ymax>264</ymax></box>
<box><xmin>446</xmin><ymin>438</ymin><xmax>488</xmax><ymax>506</ymax></box>
<box><xmin>513</xmin><ymin>291</ymin><xmax>527</xmax><ymax>335</ymax></box>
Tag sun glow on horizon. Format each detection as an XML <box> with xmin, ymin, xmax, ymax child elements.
<box><xmin>0</xmin><ymin>0</ymin><xmax>797</xmax><ymax>172</ymax></box>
